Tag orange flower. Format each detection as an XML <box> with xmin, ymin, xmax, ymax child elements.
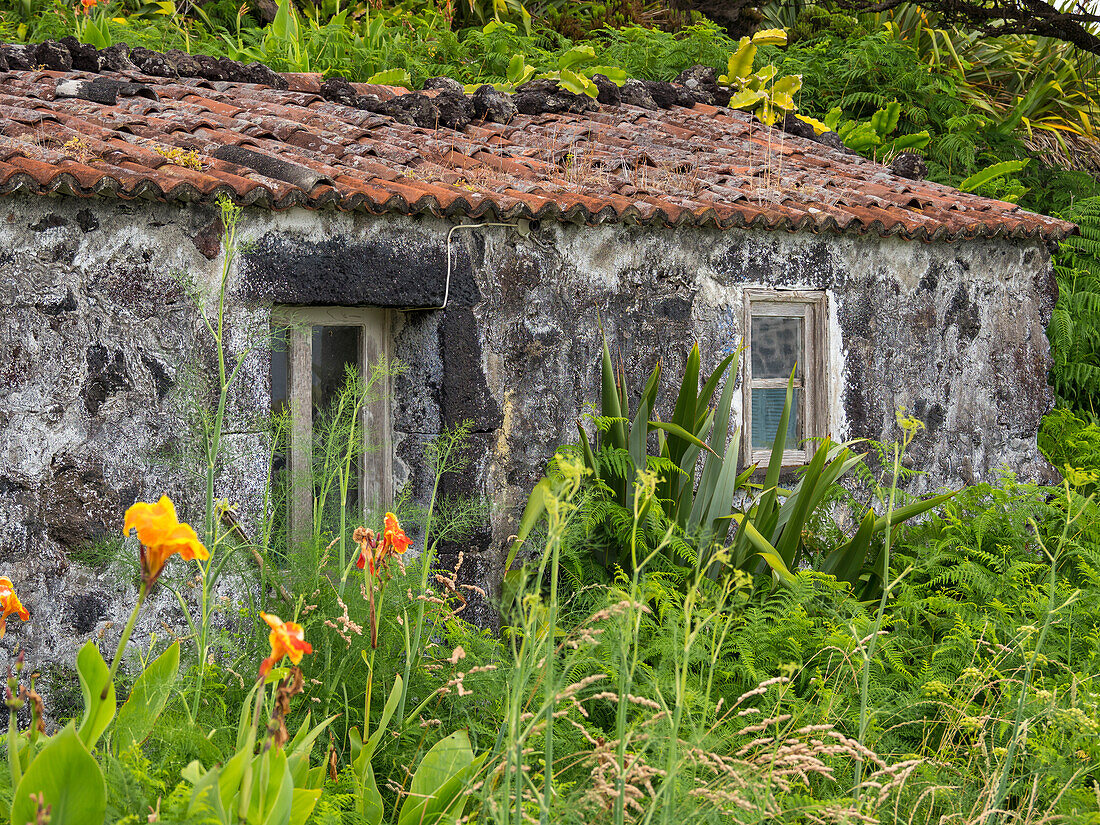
<box><xmin>78</xmin><ymin>0</ymin><xmax>99</xmax><ymax>13</ymax></box>
<box><xmin>124</xmin><ymin>496</ymin><xmax>209</xmax><ymax>586</ymax></box>
<box><xmin>259</xmin><ymin>613</ymin><xmax>312</xmax><ymax>676</ymax></box>
<box><xmin>356</xmin><ymin>514</ymin><xmax>410</xmax><ymax>576</ymax></box>
<box><xmin>383</xmin><ymin>512</ymin><xmax>411</xmax><ymax>557</ymax></box>
<box><xmin>0</xmin><ymin>578</ymin><xmax>29</xmax><ymax>639</ymax></box>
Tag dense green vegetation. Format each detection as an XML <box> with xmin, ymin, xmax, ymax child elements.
<box><xmin>2</xmin><ymin>1</ymin><xmax>1100</xmax><ymax>823</ymax></box>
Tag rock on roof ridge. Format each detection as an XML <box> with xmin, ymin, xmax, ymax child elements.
<box><xmin>0</xmin><ymin>39</ymin><xmax>1076</xmax><ymax>243</ymax></box>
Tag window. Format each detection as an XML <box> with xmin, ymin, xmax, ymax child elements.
<box><xmin>271</xmin><ymin>307</ymin><xmax>392</xmax><ymax>544</ymax></box>
<box><xmin>742</xmin><ymin>290</ymin><xmax>827</xmax><ymax>467</ymax></box>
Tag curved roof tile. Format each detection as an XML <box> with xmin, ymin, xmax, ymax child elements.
<box><xmin>0</xmin><ymin>66</ymin><xmax>1076</xmax><ymax>242</ymax></box>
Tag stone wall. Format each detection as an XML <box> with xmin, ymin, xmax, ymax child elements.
<box><xmin>0</xmin><ymin>192</ymin><xmax>1057</xmax><ymax>714</ymax></box>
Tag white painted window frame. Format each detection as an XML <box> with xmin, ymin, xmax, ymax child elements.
<box><xmin>742</xmin><ymin>290</ymin><xmax>827</xmax><ymax>469</ymax></box>
<box><xmin>272</xmin><ymin>306</ymin><xmax>392</xmax><ymax>546</ymax></box>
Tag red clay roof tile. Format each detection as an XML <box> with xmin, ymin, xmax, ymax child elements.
<box><xmin>0</xmin><ymin>67</ymin><xmax>1075</xmax><ymax>242</ymax></box>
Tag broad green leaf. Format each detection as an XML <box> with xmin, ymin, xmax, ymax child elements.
<box><xmin>601</xmin><ymin>332</ymin><xmax>627</xmax><ymax>451</ymax></box>
<box><xmin>727</xmin><ymin>89</ymin><xmax>768</xmax><ymax>110</ymax></box>
<box><xmin>559</xmin><ymin>69</ymin><xmax>596</xmax><ymax>98</ymax></box>
<box><xmin>890</xmin><ymin>130</ymin><xmax>931</xmax><ymax>151</ymax></box>
<box><xmin>752</xmin><ymin>65</ymin><xmax>777</xmax><ymax>84</ymax></box>
<box><xmin>771</xmin><ymin>92</ymin><xmax>796</xmax><ymax>112</ymax></box>
<box><xmin>648</xmin><ymin>420</ymin><xmax>715</xmax><ymax>456</ymax></box>
<box><xmin>398</xmin><ymin>731</ymin><xmax>480</xmax><ymax>825</ymax></box>
<box><xmin>76</xmin><ymin>641</ymin><xmax>115</xmax><ymax>750</ymax></box>
<box><xmin>584</xmin><ymin>66</ymin><xmax>627</xmax><ymax>85</ymax></box>
<box><xmin>824</xmin><ymin>106</ymin><xmax>844</xmax><ymax>131</ymax></box>
<box><xmin>752</xmin><ymin>27</ymin><xmax>788</xmax><ymax>46</ymax></box>
<box><xmin>732</xmin><ymin>516</ymin><xmax>795</xmax><ymax>582</ymax></box>
<box><xmin>771</xmin><ymin>74</ymin><xmax>801</xmax><ymax>97</ymax></box>
<box><xmin>557</xmin><ymin>44</ymin><xmax>596</xmax><ymax>71</ymax></box>
<box><xmin>367</xmin><ymin>68</ymin><xmax>411</xmax><ymax>87</ymax></box>
<box><xmin>357</xmin><ymin>759</ymin><xmax>384</xmax><ymax>825</ymax></box>
<box><xmin>869</xmin><ymin>101</ymin><xmax>902</xmax><ymax>137</ymax></box>
<box><xmin>290</xmin><ymin>788</ymin><xmax>323</xmax><ymax>825</ymax></box>
<box><xmin>725</xmin><ymin>38</ymin><xmax>757</xmax><ymax>85</ymax></box>
<box><xmin>365</xmin><ymin>674</ymin><xmax>403</xmax><ymax>756</ymax></box>
<box><xmin>11</xmin><ymin>723</ymin><xmax>106</xmax><ymax>825</ymax></box>
<box><xmin>113</xmin><ymin>642</ymin><xmax>179</xmax><ymax>756</ymax></box>
<box><xmin>872</xmin><ymin>491</ymin><xmax>957</xmax><ymax>533</ymax></box>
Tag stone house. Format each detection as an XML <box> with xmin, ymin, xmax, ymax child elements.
<box><xmin>0</xmin><ymin>42</ymin><xmax>1075</xmax><ymax>678</ymax></box>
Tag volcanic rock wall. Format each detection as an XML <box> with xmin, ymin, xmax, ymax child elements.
<box><xmin>0</xmin><ymin>193</ymin><xmax>1056</xmax><ymax>716</ymax></box>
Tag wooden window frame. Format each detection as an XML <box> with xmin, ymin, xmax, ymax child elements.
<box><xmin>742</xmin><ymin>290</ymin><xmax>827</xmax><ymax>469</ymax></box>
<box><xmin>272</xmin><ymin>306</ymin><xmax>392</xmax><ymax>546</ymax></box>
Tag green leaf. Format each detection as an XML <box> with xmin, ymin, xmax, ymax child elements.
<box><xmin>505</xmin><ymin>478</ymin><xmax>551</xmax><ymax>571</ymax></box>
<box><xmin>601</xmin><ymin>332</ymin><xmax>627</xmax><ymax>452</ymax></box>
<box><xmin>728</xmin><ymin>88</ymin><xmax>768</xmax><ymax>110</ymax></box>
<box><xmin>76</xmin><ymin>641</ymin><xmax>115</xmax><ymax>751</ymax></box>
<box><xmin>357</xmin><ymin>760</ymin><xmax>384</xmax><ymax>825</ymax></box>
<box><xmin>365</xmin><ymin>674</ymin><xmax>402</xmax><ymax>756</ymax></box>
<box><xmin>398</xmin><ymin>731</ymin><xmax>479</xmax><ymax>825</ymax></box>
<box><xmin>557</xmin><ymin>44</ymin><xmax>596</xmax><ymax>71</ymax></box>
<box><xmin>959</xmin><ymin>160</ymin><xmax>1029</xmax><ymax>194</ymax></box>
<box><xmin>583</xmin><ymin>66</ymin><xmax>626</xmax><ymax>85</ymax></box>
<box><xmin>752</xmin><ymin>27</ymin><xmax>787</xmax><ymax>46</ymax></box>
<box><xmin>112</xmin><ymin>642</ymin><xmax>179</xmax><ymax>756</ymax></box>
<box><xmin>732</xmin><ymin>516</ymin><xmax>795</xmax><ymax>582</ymax></box>
<box><xmin>889</xmin><ymin>130</ymin><xmax>930</xmax><ymax>151</ymax></box>
<box><xmin>872</xmin><ymin>491</ymin><xmax>957</xmax><ymax>533</ymax></box>
<box><xmin>869</xmin><ymin>101</ymin><xmax>901</xmax><ymax>137</ymax></box>
<box><xmin>290</xmin><ymin>789</ymin><xmax>323</xmax><ymax>825</ymax></box>
<box><xmin>771</xmin><ymin>74</ymin><xmax>801</xmax><ymax>97</ymax></box>
<box><xmin>724</xmin><ymin>37</ymin><xmax>757</xmax><ymax>84</ymax></box>
<box><xmin>367</xmin><ymin>68</ymin><xmax>411</xmax><ymax>87</ymax></box>
<box><xmin>648</xmin><ymin>421</ymin><xmax>715</xmax><ymax>456</ymax></box>
<box><xmin>11</xmin><ymin>723</ymin><xmax>106</xmax><ymax>825</ymax></box>
<box><xmin>271</xmin><ymin>0</ymin><xmax>297</xmax><ymax>40</ymax></box>
<box><xmin>558</xmin><ymin>69</ymin><xmax>596</xmax><ymax>98</ymax></box>
<box><xmin>824</xmin><ymin>106</ymin><xmax>843</xmax><ymax>131</ymax></box>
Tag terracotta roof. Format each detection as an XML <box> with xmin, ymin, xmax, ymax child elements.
<box><xmin>0</xmin><ymin>66</ymin><xmax>1076</xmax><ymax>242</ymax></box>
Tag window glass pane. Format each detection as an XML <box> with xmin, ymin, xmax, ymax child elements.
<box><xmin>312</xmin><ymin>325</ymin><xmax>362</xmax><ymax>511</ymax></box>
<box><xmin>751</xmin><ymin>315</ymin><xmax>802</xmax><ymax>379</ymax></box>
<box><xmin>270</xmin><ymin>326</ymin><xmax>289</xmax><ymax>416</ymax></box>
<box><xmin>752</xmin><ymin>387</ymin><xmax>800</xmax><ymax>451</ymax></box>
<box><xmin>312</xmin><ymin>325</ymin><xmax>361</xmax><ymax>416</ymax></box>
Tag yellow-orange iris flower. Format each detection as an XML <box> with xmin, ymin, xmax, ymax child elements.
<box><xmin>0</xmin><ymin>578</ymin><xmax>29</xmax><ymax>639</ymax></box>
<box><xmin>124</xmin><ymin>496</ymin><xmax>209</xmax><ymax>585</ymax></box>
<box><xmin>259</xmin><ymin>613</ymin><xmax>312</xmax><ymax>676</ymax></box>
